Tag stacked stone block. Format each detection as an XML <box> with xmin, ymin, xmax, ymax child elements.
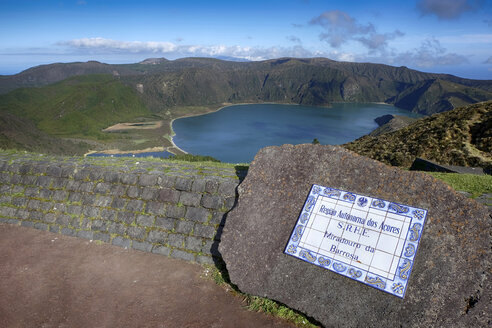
<box><xmin>0</xmin><ymin>152</ymin><xmax>244</xmax><ymax>264</ymax></box>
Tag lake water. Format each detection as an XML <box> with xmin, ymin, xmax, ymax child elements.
<box><xmin>172</xmin><ymin>103</ymin><xmax>421</xmax><ymax>163</ymax></box>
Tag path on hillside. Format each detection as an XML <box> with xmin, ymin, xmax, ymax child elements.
<box><xmin>0</xmin><ymin>224</ymin><xmax>294</xmax><ymax>328</ymax></box>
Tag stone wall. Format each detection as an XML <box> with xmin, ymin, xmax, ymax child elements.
<box><xmin>0</xmin><ymin>151</ymin><xmax>245</xmax><ymax>264</ymax></box>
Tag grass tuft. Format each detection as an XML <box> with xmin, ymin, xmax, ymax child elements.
<box><xmin>202</xmin><ymin>264</ymin><xmax>319</xmax><ymax>327</ymax></box>
<box><xmin>427</xmin><ymin>172</ymin><xmax>492</xmax><ymax>198</ymax></box>
<box><xmin>243</xmin><ymin>295</ymin><xmax>319</xmax><ymax>327</ymax></box>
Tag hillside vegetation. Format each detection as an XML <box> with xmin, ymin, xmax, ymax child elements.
<box><xmin>0</xmin><ymin>111</ymin><xmax>90</xmax><ymax>155</ymax></box>
<box><xmin>344</xmin><ymin>101</ymin><xmax>492</xmax><ymax>171</ymax></box>
<box><xmin>1</xmin><ymin>57</ymin><xmax>491</xmax><ymax>115</ymax></box>
<box><xmin>0</xmin><ymin>61</ymin><xmax>133</xmax><ymax>94</ymax></box>
<box><xmin>393</xmin><ymin>78</ymin><xmax>492</xmax><ymax>114</ymax></box>
<box><xmin>0</xmin><ymin>74</ymin><xmax>151</xmax><ymax>139</ymax></box>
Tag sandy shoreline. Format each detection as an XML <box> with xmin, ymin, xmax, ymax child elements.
<box><xmin>102</xmin><ymin>121</ymin><xmax>163</xmax><ymax>132</ymax></box>
<box><xmin>84</xmin><ymin>146</ymin><xmax>166</xmax><ymax>156</ymax></box>
<box><xmin>167</xmin><ymin>103</ymin><xmax>250</xmax><ymax>155</ymax></box>
<box><xmin>330</xmin><ymin>101</ymin><xmax>392</xmax><ymax>106</ymax></box>
<box><xmin>166</xmin><ymin>126</ymin><xmax>188</xmax><ymax>155</ymax></box>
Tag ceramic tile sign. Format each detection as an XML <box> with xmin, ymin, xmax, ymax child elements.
<box><xmin>284</xmin><ymin>184</ymin><xmax>428</xmax><ymax>298</ymax></box>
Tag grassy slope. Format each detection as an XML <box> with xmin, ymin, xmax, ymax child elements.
<box><xmin>0</xmin><ymin>74</ymin><xmax>151</xmax><ymax>139</ymax></box>
<box><xmin>344</xmin><ymin>101</ymin><xmax>492</xmax><ymax>170</ymax></box>
<box><xmin>0</xmin><ymin>61</ymin><xmax>138</xmax><ymax>94</ymax></box>
<box><xmin>427</xmin><ymin>172</ymin><xmax>492</xmax><ymax>198</ymax></box>
<box><xmin>0</xmin><ymin>111</ymin><xmax>90</xmax><ymax>155</ymax></box>
<box><xmin>394</xmin><ymin>79</ymin><xmax>492</xmax><ymax>114</ymax></box>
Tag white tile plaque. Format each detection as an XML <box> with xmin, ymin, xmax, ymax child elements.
<box><xmin>284</xmin><ymin>184</ymin><xmax>428</xmax><ymax>298</ymax></box>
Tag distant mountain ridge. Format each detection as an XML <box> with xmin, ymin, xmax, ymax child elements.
<box><xmin>1</xmin><ymin>57</ymin><xmax>491</xmax><ymax>115</ymax></box>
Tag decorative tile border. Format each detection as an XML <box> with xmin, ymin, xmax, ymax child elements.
<box><xmin>285</xmin><ymin>184</ymin><xmax>428</xmax><ymax>298</ymax></box>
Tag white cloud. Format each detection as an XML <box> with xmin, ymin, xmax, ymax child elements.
<box><xmin>59</xmin><ymin>38</ymin><xmax>177</xmax><ymax>53</ymax></box>
<box><xmin>59</xmin><ymin>37</ymin><xmax>321</xmax><ymax>61</ymax></box>
<box><xmin>58</xmin><ymin>36</ymin><xmax>470</xmax><ymax>69</ymax></box>
<box><xmin>307</xmin><ymin>9</ymin><xmax>470</xmax><ymax>69</ymax></box>
<box><xmin>416</xmin><ymin>0</ymin><xmax>484</xmax><ymax>20</ymax></box>
<box><xmin>392</xmin><ymin>38</ymin><xmax>468</xmax><ymax>67</ymax></box>
<box><xmin>328</xmin><ymin>50</ymin><xmax>356</xmax><ymax>62</ymax></box>
<box><xmin>309</xmin><ymin>10</ymin><xmax>404</xmax><ymax>53</ymax></box>
<box><xmin>310</xmin><ymin>10</ymin><xmax>371</xmax><ymax>48</ymax></box>
<box><xmin>357</xmin><ymin>30</ymin><xmax>404</xmax><ymax>52</ymax></box>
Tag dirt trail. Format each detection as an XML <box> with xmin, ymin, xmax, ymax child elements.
<box><xmin>103</xmin><ymin>121</ymin><xmax>163</xmax><ymax>132</ymax></box>
<box><xmin>0</xmin><ymin>224</ymin><xmax>294</xmax><ymax>328</ymax></box>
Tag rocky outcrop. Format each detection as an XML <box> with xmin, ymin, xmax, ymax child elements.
<box><xmin>220</xmin><ymin>144</ymin><xmax>490</xmax><ymax>328</ymax></box>
<box><xmin>345</xmin><ymin>101</ymin><xmax>492</xmax><ymax>170</ymax></box>
<box><xmin>369</xmin><ymin>114</ymin><xmax>417</xmax><ymax>136</ymax></box>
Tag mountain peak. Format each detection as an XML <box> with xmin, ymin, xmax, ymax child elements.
<box><xmin>139</xmin><ymin>58</ymin><xmax>169</xmax><ymax>65</ymax></box>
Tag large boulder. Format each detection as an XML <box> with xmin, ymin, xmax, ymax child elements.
<box><xmin>219</xmin><ymin>144</ymin><xmax>490</xmax><ymax>327</ymax></box>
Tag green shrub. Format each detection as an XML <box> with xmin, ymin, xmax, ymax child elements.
<box><xmin>168</xmin><ymin>154</ymin><xmax>221</xmax><ymax>162</ymax></box>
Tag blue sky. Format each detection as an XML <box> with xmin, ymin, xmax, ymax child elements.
<box><xmin>1</xmin><ymin>0</ymin><xmax>491</xmax><ymax>79</ymax></box>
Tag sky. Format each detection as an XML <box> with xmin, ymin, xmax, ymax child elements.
<box><xmin>0</xmin><ymin>0</ymin><xmax>491</xmax><ymax>79</ymax></box>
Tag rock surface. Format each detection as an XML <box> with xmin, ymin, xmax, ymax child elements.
<box><xmin>219</xmin><ymin>144</ymin><xmax>491</xmax><ymax>328</ymax></box>
<box><xmin>369</xmin><ymin>115</ymin><xmax>417</xmax><ymax>137</ymax></box>
<box><xmin>374</xmin><ymin>114</ymin><xmax>394</xmax><ymax>126</ymax></box>
<box><xmin>410</xmin><ymin>157</ymin><xmax>487</xmax><ymax>175</ymax></box>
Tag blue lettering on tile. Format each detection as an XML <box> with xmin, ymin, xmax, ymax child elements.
<box><xmin>284</xmin><ymin>184</ymin><xmax>428</xmax><ymax>299</ymax></box>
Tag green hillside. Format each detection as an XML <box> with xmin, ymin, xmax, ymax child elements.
<box><xmin>1</xmin><ymin>57</ymin><xmax>491</xmax><ymax>115</ymax></box>
<box><xmin>394</xmin><ymin>79</ymin><xmax>492</xmax><ymax>114</ymax></box>
<box><xmin>0</xmin><ymin>61</ymin><xmax>135</xmax><ymax>94</ymax></box>
<box><xmin>0</xmin><ymin>111</ymin><xmax>90</xmax><ymax>155</ymax></box>
<box><xmin>0</xmin><ymin>74</ymin><xmax>151</xmax><ymax>139</ymax></box>
<box><xmin>344</xmin><ymin>101</ymin><xmax>492</xmax><ymax>171</ymax></box>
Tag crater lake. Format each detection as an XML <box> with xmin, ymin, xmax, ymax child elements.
<box><xmin>172</xmin><ymin>103</ymin><xmax>421</xmax><ymax>163</ymax></box>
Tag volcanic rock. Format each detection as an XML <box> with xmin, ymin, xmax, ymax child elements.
<box><xmin>219</xmin><ymin>144</ymin><xmax>490</xmax><ymax>327</ymax></box>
